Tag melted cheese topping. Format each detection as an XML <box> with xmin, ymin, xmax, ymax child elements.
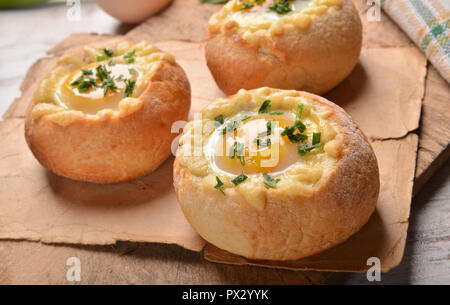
<box><xmin>207</xmin><ymin>114</ymin><xmax>321</xmax><ymax>176</ymax></box>
<box><xmin>230</xmin><ymin>0</ymin><xmax>314</xmax><ymax>27</ymax></box>
<box><xmin>56</xmin><ymin>61</ymin><xmax>138</xmax><ymax>115</ymax></box>
<box><xmin>178</xmin><ymin>89</ymin><xmax>343</xmax><ymax>209</ymax></box>
<box><xmin>208</xmin><ymin>0</ymin><xmax>343</xmax><ymax>45</ymax></box>
<box><xmin>34</xmin><ymin>41</ymin><xmax>175</xmax><ymax>117</ymax></box>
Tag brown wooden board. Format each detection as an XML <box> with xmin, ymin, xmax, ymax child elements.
<box><xmin>0</xmin><ymin>0</ymin><xmax>447</xmax><ymax>284</ymax></box>
<box><xmin>0</xmin><ymin>34</ymin><xmax>426</xmax><ymax>274</ymax></box>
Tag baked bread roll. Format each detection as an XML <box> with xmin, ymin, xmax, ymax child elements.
<box><xmin>25</xmin><ymin>41</ymin><xmax>190</xmax><ymax>183</ymax></box>
<box><xmin>174</xmin><ymin>88</ymin><xmax>379</xmax><ymax>260</ymax></box>
<box><xmin>205</xmin><ymin>0</ymin><xmax>362</xmax><ymax>95</ymax></box>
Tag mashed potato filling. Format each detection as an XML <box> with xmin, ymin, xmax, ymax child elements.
<box><xmin>178</xmin><ymin>89</ymin><xmax>343</xmax><ymax>209</ymax></box>
<box><xmin>33</xmin><ymin>41</ymin><xmax>175</xmax><ymax>116</ymax></box>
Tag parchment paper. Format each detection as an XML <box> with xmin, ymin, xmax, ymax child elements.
<box><xmin>0</xmin><ymin>34</ymin><xmax>426</xmax><ymax>272</ymax></box>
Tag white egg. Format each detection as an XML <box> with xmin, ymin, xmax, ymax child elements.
<box><xmin>96</xmin><ymin>0</ymin><xmax>173</xmax><ymax>24</ymax></box>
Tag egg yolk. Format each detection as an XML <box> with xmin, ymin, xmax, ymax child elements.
<box><xmin>214</xmin><ymin>115</ymin><xmax>301</xmax><ymax>175</ymax></box>
<box><xmin>56</xmin><ymin>60</ymin><xmax>138</xmax><ymax>115</ymax></box>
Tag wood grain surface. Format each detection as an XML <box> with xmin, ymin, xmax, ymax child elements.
<box><xmin>0</xmin><ymin>0</ymin><xmax>448</xmax><ymax>284</ymax></box>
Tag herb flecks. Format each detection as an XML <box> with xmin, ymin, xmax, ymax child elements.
<box><xmin>312</xmin><ymin>132</ymin><xmax>321</xmax><ymax>145</ymax></box>
<box><xmin>254</xmin><ymin>137</ymin><xmax>271</xmax><ymax>147</ymax></box>
<box><xmin>229</xmin><ymin>141</ymin><xmax>246</xmax><ymax>165</ymax></box>
<box><xmin>70</xmin><ymin>61</ymin><xmax>136</xmax><ymax>97</ymax></box>
<box><xmin>240</xmin><ymin>1</ymin><xmax>254</xmax><ymax>10</ymax></box>
<box><xmin>298</xmin><ymin>143</ymin><xmax>322</xmax><ymax>155</ymax></box>
<box><xmin>263</xmin><ymin>173</ymin><xmax>280</xmax><ymax>188</ymax></box>
<box><xmin>124</xmin><ymin>79</ymin><xmax>136</xmax><ymax>97</ymax></box>
<box><xmin>297</xmin><ymin>132</ymin><xmax>322</xmax><ymax>155</ymax></box>
<box><xmin>281</xmin><ymin>104</ymin><xmax>308</xmax><ymax>144</ymax></box>
<box><xmin>102</xmin><ymin>48</ymin><xmax>114</xmax><ymax>57</ymax></box>
<box><xmin>103</xmin><ymin>78</ymin><xmax>118</xmax><ymax>96</ymax></box>
<box><xmin>221</xmin><ymin>115</ymin><xmax>251</xmax><ymax>134</ymax></box>
<box><xmin>214</xmin><ymin>114</ymin><xmax>224</xmax><ymax>126</ymax></box>
<box><xmin>95</xmin><ymin>64</ymin><xmax>109</xmax><ymax>81</ymax></box>
<box><xmin>214</xmin><ymin>176</ymin><xmax>226</xmax><ymax>195</ymax></box>
<box><xmin>123</xmin><ymin>50</ymin><xmax>136</xmax><ymax>64</ymax></box>
<box><xmin>258</xmin><ymin>100</ymin><xmax>284</xmax><ymax>115</ymax></box>
<box><xmin>269</xmin><ymin>0</ymin><xmax>292</xmax><ymax>14</ymax></box>
<box><xmin>96</xmin><ymin>55</ymin><xmax>108</xmax><ymax>62</ymax></box>
<box><xmin>232</xmin><ymin>173</ymin><xmax>248</xmax><ymax>186</ymax></box>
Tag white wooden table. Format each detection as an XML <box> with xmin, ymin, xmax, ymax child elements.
<box><xmin>0</xmin><ymin>1</ymin><xmax>448</xmax><ymax>285</ymax></box>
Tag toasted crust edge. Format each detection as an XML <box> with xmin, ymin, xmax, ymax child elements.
<box><xmin>173</xmin><ymin>89</ymin><xmax>379</xmax><ymax>261</ymax></box>
<box><xmin>25</xmin><ymin>60</ymin><xmax>191</xmax><ymax>184</ymax></box>
<box><xmin>205</xmin><ymin>0</ymin><xmax>362</xmax><ymax>95</ymax></box>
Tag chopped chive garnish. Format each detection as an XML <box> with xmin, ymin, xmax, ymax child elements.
<box><xmin>297</xmin><ymin>143</ymin><xmax>322</xmax><ymax>155</ymax></box>
<box><xmin>254</xmin><ymin>137</ymin><xmax>271</xmax><ymax>147</ymax></box>
<box><xmin>102</xmin><ymin>48</ymin><xmax>114</xmax><ymax>57</ymax></box>
<box><xmin>229</xmin><ymin>142</ymin><xmax>245</xmax><ymax>165</ymax></box>
<box><xmin>294</xmin><ymin>120</ymin><xmax>306</xmax><ymax>133</ymax></box>
<box><xmin>96</xmin><ymin>55</ymin><xmax>108</xmax><ymax>62</ymax></box>
<box><xmin>214</xmin><ymin>176</ymin><xmax>225</xmax><ymax>195</ymax></box>
<box><xmin>124</xmin><ymin>79</ymin><xmax>136</xmax><ymax>97</ymax></box>
<box><xmin>258</xmin><ymin>99</ymin><xmax>283</xmax><ymax>115</ymax></box>
<box><xmin>269</xmin><ymin>110</ymin><xmax>284</xmax><ymax>115</ymax></box>
<box><xmin>108</xmin><ymin>60</ymin><xmax>116</xmax><ymax>66</ymax></box>
<box><xmin>312</xmin><ymin>132</ymin><xmax>321</xmax><ymax>145</ymax></box>
<box><xmin>128</xmin><ymin>68</ymin><xmax>136</xmax><ymax>75</ymax></box>
<box><xmin>266</xmin><ymin>120</ymin><xmax>274</xmax><ymax>135</ymax></box>
<box><xmin>263</xmin><ymin>173</ymin><xmax>280</xmax><ymax>188</ymax></box>
<box><xmin>70</xmin><ymin>75</ymin><xmax>84</xmax><ymax>86</ymax></box>
<box><xmin>221</xmin><ymin>115</ymin><xmax>251</xmax><ymax>134</ymax></box>
<box><xmin>269</xmin><ymin>0</ymin><xmax>292</xmax><ymax>14</ymax></box>
<box><xmin>82</xmin><ymin>69</ymin><xmax>92</xmax><ymax>75</ymax></box>
<box><xmin>258</xmin><ymin>100</ymin><xmax>271</xmax><ymax>114</ymax></box>
<box><xmin>77</xmin><ymin>79</ymin><xmax>96</xmax><ymax>93</ymax></box>
<box><xmin>123</xmin><ymin>50</ymin><xmax>136</xmax><ymax>64</ymax></box>
<box><xmin>103</xmin><ymin>78</ymin><xmax>117</xmax><ymax>96</ymax></box>
<box><xmin>236</xmin><ymin>142</ymin><xmax>245</xmax><ymax>165</ymax></box>
<box><xmin>214</xmin><ymin>114</ymin><xmax>224</xmax><ymax>126</ymax></box>
<box><xmin>287</xmin><ymin>133</ymin><xmax>308</xmax><ymax>143</ymax></box>
<box><xmin>240</xmin><ymin>1</ymin><xmax>254</xmax><ymax>10</ymax></box>
<box><xmin>296</xmin><ymin>104</ymin><xmax>303</xmax><ymax>120</ymax></box>
<box><xmin>281</xmin><ymin>122</ymin><xmax>307</xmax><ymax>142</ymax></box>
<box><xmin>232</xmin><ymin>173</ymin><xmax>248</xmax><ymax>186</ymax></box>
<box><xmin>95</xmin><ymin>64</ymin><xmax>109</xmax><ymax>81</ymax></box>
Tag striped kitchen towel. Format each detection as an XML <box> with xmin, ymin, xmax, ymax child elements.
<box><xmin>380</xmin><ymin>0</ymin><xmax>450</xmax><ymax>83</ymax></box>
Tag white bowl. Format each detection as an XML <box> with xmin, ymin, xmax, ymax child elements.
<box><xmin>96</xmin><ymin>0</ymin><xmax>173</xmax><ymax>24</ymax></box>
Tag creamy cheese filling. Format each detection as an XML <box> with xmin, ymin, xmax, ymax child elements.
<box><xmin>206</xmin><ymin>113</ymin><xmax>316</xmax><ymax>176</ymax></box>
<box><xmin>229</xmin><ymin>0</ymin><xmax>314</xmax><ymax>27</ymax></box>
<box><xmin>55</xmin><ymin>61</ymin><xmax>139</xmax><ymax>115</ymax></box>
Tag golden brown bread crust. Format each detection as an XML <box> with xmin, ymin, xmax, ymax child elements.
<box><xmin>173</xmin><ymin>89</ymin><xmax>379</xmax><ymax>261</ymax></box>
<box><xmin>25</xmin><ymin>60</ymin><xmax>191</xmax><ymax>184</ymax></box>
<box><xmin>205</xmin><ymin>0</ymin><xmax>362</xmax><ymax>95</ymax></box>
